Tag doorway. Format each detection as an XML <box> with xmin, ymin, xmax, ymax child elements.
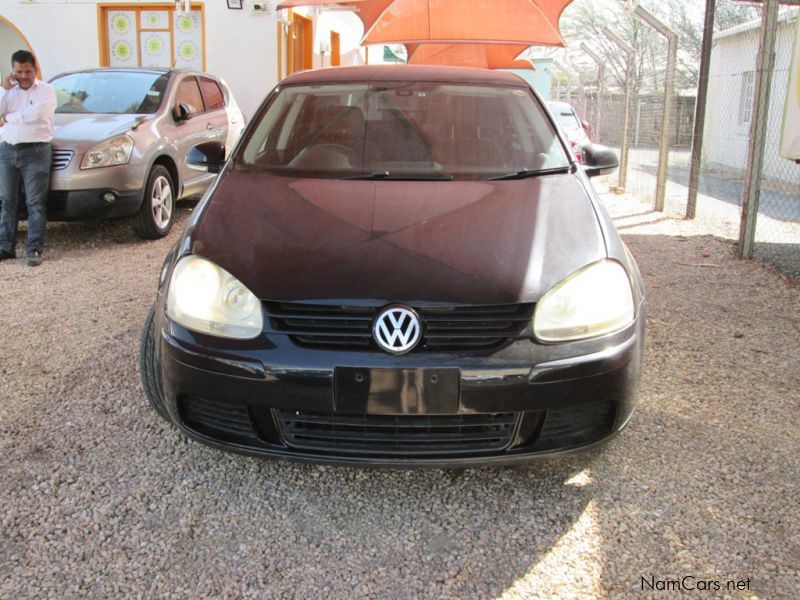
<box><xmin>0</xmin><ymin>17</ymin><xmax>40</xmax><ymax>79</ymax></box>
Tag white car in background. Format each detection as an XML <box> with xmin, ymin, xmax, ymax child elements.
<box><xmin>44</xmin><ymin>67</ymin><xmax>244</xmax><ymax>238</ymax></box>
<box><xmin>547</xmin><ymin>101</ymin><xmax>592</xmax><ymax>164</ymax></box>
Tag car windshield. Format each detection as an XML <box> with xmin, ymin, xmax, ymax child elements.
<box><xmin>238</xmin><ymin>82</ymin><xmax>570</xmax><ymax>180</ymax></box>
<box><xmin>51</xmin><ymin>71</ymin><xmax>169</xmax><ymax>114</ymax></box>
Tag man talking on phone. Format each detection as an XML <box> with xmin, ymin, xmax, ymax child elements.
<box><xmin>0</xmin><ymin>50</ymin><xmax>56</xmax><ymax>267</ymax></box>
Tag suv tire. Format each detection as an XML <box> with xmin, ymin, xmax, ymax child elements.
<box><xmin>134</xmin><ymin>165</ymin><xmax>175</xmax><ymax>239</ymax></box>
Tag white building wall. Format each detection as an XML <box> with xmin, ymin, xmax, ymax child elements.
<box><xmin>705</xmin><ymin>18</ymin><xmax>799</xmax><ymax>185</ymax></box>
<box><xmin>0</xmin><ymin>0</ymin><xmax>278</xmax><ymax>119</ymax></box>
<box><xmin>291</xmin><ymin>7</ymin><xmax>365</xmax><ymax>70</ymax></box>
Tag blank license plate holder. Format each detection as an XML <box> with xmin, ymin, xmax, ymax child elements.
<box><xmin>334</xmin><ymin>367</ymin><xmax>460</xmax><ymax>414</ymax></box>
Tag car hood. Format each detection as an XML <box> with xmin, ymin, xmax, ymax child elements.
<box><xmin>52</xmin><ymin>113</ymin><xmax>147</xmax><ymax>145</ymax></box>
<box><xmin>191</xmin><ymin>171</ymin><xmax>607</xmax><ymax>305</ymax></box>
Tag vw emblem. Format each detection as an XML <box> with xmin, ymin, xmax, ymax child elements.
<box><xmin>373</xmin><ymin>305</ymin><xmax>422</xmax><ymax>355</ymax></box>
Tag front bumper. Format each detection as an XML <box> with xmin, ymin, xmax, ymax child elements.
<box><xmin>45</xmin><ymin>188</ymin><xmax>142</xmax><ymax>220</ymax></box>
<box><xmin>155</xmin><ymin>307</ymin><xmax>645</xmax><ymax>467</ymax></box>
<box><xmin>46</xmin><ymin>155</ymin><xmax>148</xmax><ymax>220</ymax></box>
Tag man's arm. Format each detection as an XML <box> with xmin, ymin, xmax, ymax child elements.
<box><xmin>4</xmin><ymin>84</ymin><xmax>57</xmax><ymax>126</ymax></box>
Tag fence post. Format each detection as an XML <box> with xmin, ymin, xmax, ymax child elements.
<box><xmin>738</xmin><ymin>0</ymin><xmax>780</xmax><ymax>258</ymax></box>
<box><xmin>554</xmin><ymin>60</ymin><xmax>574</xmax><ymax>103</ymax></box>
<box><xmin>603</xmin><ymin>27</ymin><xmax>635</xmax><ymax>192</ymax></box>
<box><xmin>545</xmin><ymin>68</ymin><xmax>562</xmax><ymax>100</ymax></box>
<box><xmin>580</xmin><ymin>42</ymin><xmax>605</xmax><ymax>142</ymax></box>
<box><xmin>686</xmin><ymin>0</ymin><xmax>717</xmax><ymax>219</ymax></box>
<box><xmin>624</xmin><ymin>2</ymin><xmax>678</xmax><ymax>212</ymax></box>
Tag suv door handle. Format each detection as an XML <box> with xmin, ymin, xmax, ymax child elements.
<box><xmin>206</xmin><ymin>122</ymin><xmax>214</xmax><ymax>130</ymax></box>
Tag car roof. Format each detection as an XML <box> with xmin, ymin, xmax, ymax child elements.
<box><xmin>281</xmin><ymin>64</ymin><xmax>530</xmax><ymax>87</ymax></box>
<box><xmin>50</xmin><ymin>67</ymin><xmax>215</xmax><ymax>80</ymax></box>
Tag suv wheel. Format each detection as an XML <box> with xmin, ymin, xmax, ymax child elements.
<box><xmin>134</xmin><ymin>165</ymin><xmax>175</xmax><ymax>239</ymax></box>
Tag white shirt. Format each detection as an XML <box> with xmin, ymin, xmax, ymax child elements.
<box><xmin>0</xmin><ymin>79</ymin><xmax>57</xmax><ymax>144</ymax></box>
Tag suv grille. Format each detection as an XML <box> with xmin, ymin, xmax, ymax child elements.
<box><xmin>51</xmin><ymin>149</ymin><xmax>74</xmax><ymax>171</ymax></box>
<box><xmin>266</xmin><ymin>302</ymin><xmax>533</xmax><ymax>352</ymax></box>
<box><xmin>275</xmin><ymin>410</ymin><xmax>519</xmax><ymax>456</ymax></box>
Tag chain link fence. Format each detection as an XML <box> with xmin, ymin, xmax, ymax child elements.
<box><xmin>555</xmin><ymin>1</ymin><xmax>799</xmax><ymax>280</ymax></box>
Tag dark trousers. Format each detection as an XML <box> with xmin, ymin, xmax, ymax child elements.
<box><xmin>0</xmin><ymin>141</ymin><xmax>52</xmax><ymax>255</ymax></box>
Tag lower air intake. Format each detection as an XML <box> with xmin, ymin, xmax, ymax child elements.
<box><xmin>275</xmin><ymin>410</ymin><xmax>519</xmax><ymax>457</ymax></box>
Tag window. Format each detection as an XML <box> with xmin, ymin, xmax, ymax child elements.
<box><xmin>52</xmin><ymin>71</ymin><xmax>169</xmax><ymax>114</ymax></box>
<box><xmin>199</xmin><ymin>77</ymin><xmax>225</xmax><ymax>111</ymax></box>
<box><xmin>739</xmin><ymin>71</ymin><xmax>755</xmax><ymax>126</ymax></box>
<box><xmin>99</xmin><ymin>5</ymin><xmax>205</xmax><ymax>71</ymax></box>
<box><xmin>176</xmin><ymin>77</ymin><xmax>205</xmax><ymax>114</ymax></box>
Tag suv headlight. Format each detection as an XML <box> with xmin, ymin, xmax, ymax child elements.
<box><xmin>80</xmin><ymin>135</ymin><xmax>134</xmax><ymax>169</ymax></box>
<box><xmin>166</xmin><ymin>255</ymin><xmax>263</xmax><ymax>339</ymax></box>
<box><xmin>533</xmin><ymin>260</ymin><xmax>634</xmax><ymax>342</ymax></box>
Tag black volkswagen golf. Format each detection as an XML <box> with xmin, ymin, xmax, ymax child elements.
<box><xmin>140</xmin><ymin>65</ymin><xmax>645</xmax><ymax>466</ymax></box>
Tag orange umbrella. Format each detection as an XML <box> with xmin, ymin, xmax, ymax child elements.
<box><xmin>406</xmin><ymin>43</ymin><xmax>533</xmax><ymax>69</ymax></box>
<box><xmin>359</xmin><ymin>0</ymin><xmax>572</xmax><ymax>47</ymax></box>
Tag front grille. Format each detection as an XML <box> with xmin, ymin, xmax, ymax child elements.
<box><xmin>275</xmin><ymin>410</ymin><xmax>519</xmax><ymax>456</ymax></box>
<box><xmin>266</xmin><ymin>302</ymin><xmax>533</xmax><ymax>352</ymax></box>
<box><xmin>51</xmin><ymin>149</ymin><xmax>74</xmax><ymax>171</ymax></box>
<box><xmin>180</xmin><ymin>396</ymin><xmax>260</xmax><ymax>445</ymax></box>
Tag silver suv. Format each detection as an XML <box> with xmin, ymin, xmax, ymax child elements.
<box><xmin>48</xmin><ymin>68</ymin><xmax>244</xmax><ymax>238</ymax></box>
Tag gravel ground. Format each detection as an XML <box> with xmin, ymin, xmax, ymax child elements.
<box><xmin>621</xmin><ymin>149</ymin><xmax>800</xmax><ymax>281</ymax></box>
<box><xmin>1</xmin><ymin>190</ymin><xmax>798</xmax><ymax>598</ymax></box>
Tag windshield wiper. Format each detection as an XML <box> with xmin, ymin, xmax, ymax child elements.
<box><xmin>342</xmin><ymin>171</ymin><xmax>454</xmax><ymax>181</ymax></box>
<box><xmin>487</xmin><ymin>166</ymin><xmax>572</xmax><ymax>181</ymax></box>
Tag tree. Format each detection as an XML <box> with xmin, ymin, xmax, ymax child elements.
<box><xmin>715</xmin><ymin>1</ymin><xmax>761</xmax><ymax>31</ymax></box>
<box><xmin>557</xmin><ymin>0</ymin><xmax>770</xmax><ymax>94</ymax></box>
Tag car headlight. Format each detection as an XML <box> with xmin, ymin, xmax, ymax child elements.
<box><xmin>533</xmin><ymin>260</ymin><xmax>634</xmax><ymax>342</ymax></box>
<box><xmin>166</xmin><ymin>255</ymin><xmax>263</xmax><ymax>339</ymax></box>
<box><xmin>80</xmin><ymin>135</ymin><xmax>134</xmax><ymax>169</ymax></box>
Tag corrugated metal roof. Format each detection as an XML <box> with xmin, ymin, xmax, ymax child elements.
<box><xmin>715</xmin><ymin>8</ymin><xmax>798</xmax><ymax>42</ymax></box>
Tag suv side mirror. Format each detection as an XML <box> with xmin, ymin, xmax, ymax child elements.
<box><xmin>173</xmin><ymin>102</ymin><xmax>196</xmax><ymax>122</ymax></box>
<box><xmin>582</xmin><ymin>143</ymin><xmax>619</xmax><ymax>177</ymax></box>
<box><xmin>187</xmin><ymin>141</ymin><xmax>226</xmax><ymax>174</ymax></box>
<box><xmin>581</xmin><ymin>120</ymin><xmax>593</xmax><ymax>135</ymax></box>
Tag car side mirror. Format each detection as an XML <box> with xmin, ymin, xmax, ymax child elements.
<box><xmin>582</xmin><ymin>143</ymin><xmax>619</xmax><ymax>178</ymax></box>
<box><xmin>173</xmin><ymin>102</ymin><xmax>196</xmax><ymax>122</ymax></box>
<box><xmin>187</xmin><ymin>141</ymin><xmax>226</xmax><ymax>174</ymax></box>
<box><xmin>581</xmin><ymin>120</ymin><xmax>593</xmax><ymax>135</ymax></box>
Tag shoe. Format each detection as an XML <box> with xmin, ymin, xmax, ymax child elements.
<box><xmin>0</xmin><ymin>250</ymin><xmax>15</xmax><ymax>261</ymax></box>
<box><xmin>26</xmin><ymin>251</ymin><xmax>42</xmax><ymax>267</ymax></box>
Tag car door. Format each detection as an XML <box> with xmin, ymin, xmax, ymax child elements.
<box><xmin>215</xmin><ymin>78</ymin><xmax>245</xmax><ymax>156</ymax></box>
<box><xmin>172</xmin><ymin>75</ymin><xmax>218</xmax><ymax>197</ymax></box>
<box><xmin>197</xmin><ymin>76</ymin><xmax>233</xmax><ymax>153</ymax></box>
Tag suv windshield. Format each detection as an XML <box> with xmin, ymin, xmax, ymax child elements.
<box><xmin>52</xmin><ymin>71</ymin><xmax>169</xmax><ymax>114</ymax></box>
<box><xmin>238</xmin><ymin>82</ymin><xmax>570</xmax><ymax>180</ymax></box>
